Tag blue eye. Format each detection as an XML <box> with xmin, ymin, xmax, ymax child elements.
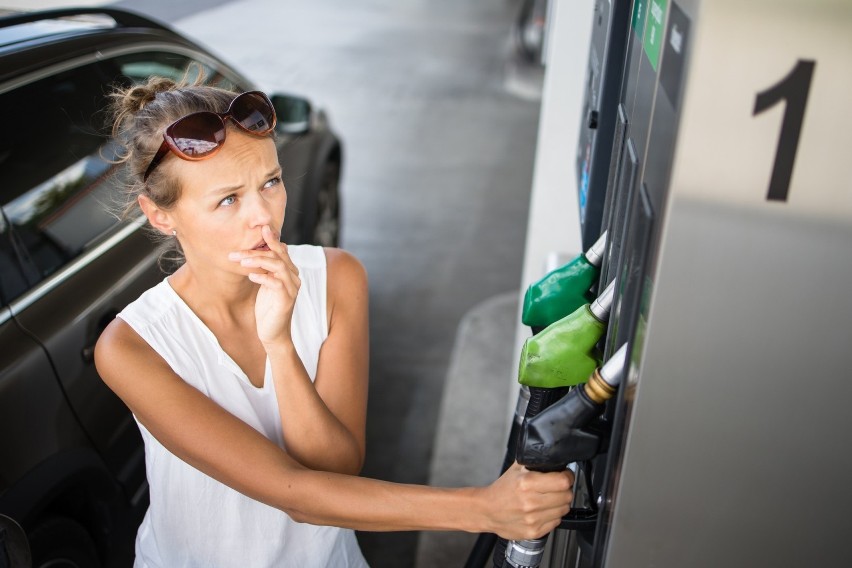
<box><xmin>264</xmin><ymin>176</ymin><xmax>282</xmax><ymax>189</ymax></box>
<box><xmin>219</xmin><ymin>195</ymin><xmax>237</xmax><ymax>207</ymax></box>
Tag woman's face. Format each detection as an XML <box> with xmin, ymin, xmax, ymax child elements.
<box><xmin>163</xmin><ymin>129</ymin><xmax>286</xmax><ymax>278</ymax></box>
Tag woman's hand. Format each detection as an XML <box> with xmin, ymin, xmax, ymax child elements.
<box><xmin>229</xmin><ymin>224</ymin><xmax>301</xmax><ymax>347</ymax></box>
<box><xmin>479</xmin><ymin>462</ymin><xmax>574</xmax><ymax>540</ymax></box>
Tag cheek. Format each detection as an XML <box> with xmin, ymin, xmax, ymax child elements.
<box><xmin>276</xmin><ymin>189</ymin><xmax>288</xmax><ymax>217</ymax></box>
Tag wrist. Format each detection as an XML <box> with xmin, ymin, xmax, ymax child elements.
<box><xmin>263</xmin><ymin>339</ymin><xmax>297</xmax><ymax>359</ymax></box>
<box><xmin>457</xmin><ymin>486</ymin><xmax>493</xmax><ymax>534</ymax></box>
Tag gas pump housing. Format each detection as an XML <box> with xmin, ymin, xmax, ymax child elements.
<box><xmin>522</xmin><ymin>0</ymin><xmax>852</xmax><ymax>566</ymax></box>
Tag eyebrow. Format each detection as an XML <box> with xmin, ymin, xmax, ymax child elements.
<box><xmin>207</xmin><ymin>167</ymin><xmax>282</xmax><ymax>196</ymax></box>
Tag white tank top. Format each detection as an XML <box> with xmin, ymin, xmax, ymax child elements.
<box><xmin>117</xmin><ymin>245</ymin><xmax>368</xmax><ymax>568</ymax></box>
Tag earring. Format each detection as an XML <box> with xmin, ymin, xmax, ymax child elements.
<box><xmin>172</xmin><ymin>229</ymin><xmax>177</xmax><ymax>236</ymax></box>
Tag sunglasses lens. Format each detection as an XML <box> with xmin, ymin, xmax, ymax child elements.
<box><xmin>231</xmin><ymin>92</ymin><xmax>276</xmax><ymax>133</ymax></box>
<box><xmin>168</xmin><ymin>112</ymin><xmax>225</xmax><ymax>158</ymax></box>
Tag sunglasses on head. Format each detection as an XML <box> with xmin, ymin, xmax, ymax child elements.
<box><xmin>143</xmin><ymin>90</ymin><xmax>277</xmax><ymax>181</ymax></box>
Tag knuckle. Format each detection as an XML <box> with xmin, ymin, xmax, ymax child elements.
<box><xmin>523</xmin><ymin>525</ymin><xmax>541</xmax><ymax>540</ymax></box>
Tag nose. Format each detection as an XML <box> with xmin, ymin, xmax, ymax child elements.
<box><xmin>244</xmin><ymin>190</ymin><xmax>274</xmax><ymax>228</ymax></box>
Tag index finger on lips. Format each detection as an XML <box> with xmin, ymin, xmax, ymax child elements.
<box><xmin>262</xmin><ymin>225</ymin><xmax>299</xmax><ymax>277</ymax></box>
<box><xmin>278</xmin><ymin>243</ymin><xmax>300</xmax><ymax>277</ymax></box>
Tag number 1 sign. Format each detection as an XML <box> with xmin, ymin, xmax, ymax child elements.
<box><xmin>668</xmin><ymin>1</ymin><xmax>851</xmax><ymax>220</ymax></box>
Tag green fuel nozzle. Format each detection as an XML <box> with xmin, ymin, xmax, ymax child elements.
<box><xmin>517</xmin><ymin>279</ymin><xmax>615</xmax><ymax>389</ymax></box>
<box><xmin>521</xmin><ymin>231</ymin><xmax>607</xmax><ymax>330</ymax></box>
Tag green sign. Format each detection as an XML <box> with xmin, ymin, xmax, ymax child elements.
<box><xmin>632</xmin><ymin>0</ymin><xmax>647</xmax><ymax>35</ymax></box>
<box><xmin>643</xmin><ymin>0</ymin><xmax>667</xmax><ymax>71</ymax></box>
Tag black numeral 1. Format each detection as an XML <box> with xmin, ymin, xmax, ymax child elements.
<box><xmin>753</xmin><ymin>59</ymin><xmax>816</xmax><ymax>202</ymax></box>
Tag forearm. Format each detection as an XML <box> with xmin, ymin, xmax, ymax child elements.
<box><xmin>170</xmin><ymin>419</ymin><xmax>559</xmax><ymax>539</ymax></box>
<box><xmin>268</xmin><ymin>343</ymin><xmax>364</xmax><ymax>474</ymax></box>
<box><xmin>280</xmin><ymin>469</ymin><xmax>486</xmax><ymax>532</ymax></box>
<box><xmin>186</xmin><ymin>431</ymin><xmax>488</xmax><ymax>534</ymax></box>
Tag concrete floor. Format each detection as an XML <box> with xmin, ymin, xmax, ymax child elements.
<box><xmin>414</xmin><ymin>292</ymin><xmax>519</xmax><ymax>568</ymax></box>
<box><xmin>115</xmin><ymin>0</ymin><xmax>543</xmax><ymax>565</ymax></box>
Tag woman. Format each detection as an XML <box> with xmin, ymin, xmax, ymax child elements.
<box><xmin>95</xmin><ymin>76</ymin><xmax>574</xmax><ymax>567</ymax></box>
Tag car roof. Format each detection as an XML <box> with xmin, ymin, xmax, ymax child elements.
<box><xmin>0</xmin><ymin>7</ymin><xmax>171</xmax><ymax>47</ymax></box>
<box><xmin>0</xmin><ymin>7</ymin><xmax>208</xmax><ymax>85</ymax></box>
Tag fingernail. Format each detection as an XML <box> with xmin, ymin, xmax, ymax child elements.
<box><xmin>228</xmin><ymin>252</ymin><xmax>242</xmax><ymax>260</ymax></box>
<box><xmin>241</xmin><ymin>258</ymin><xmax>255</xmax><ymax>266</ymax></box>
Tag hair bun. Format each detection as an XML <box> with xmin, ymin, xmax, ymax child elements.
<box><xmin>122</xmin><ymin>76</ymin><xmax>178</xmax><ymax>113</ymax></box>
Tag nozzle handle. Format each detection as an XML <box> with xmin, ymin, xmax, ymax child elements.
<box><xmin>589</xmin><ymin>280</ymin><xmax>616</xmax><ymax>322</ymax></box>
<box><xmin>584</xmin><ymin>231</ymin><xmax>607</xmax><ymax>267</ymax></box>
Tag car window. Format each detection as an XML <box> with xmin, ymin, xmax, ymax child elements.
<box><xmin>0</xmin><ymin>60</ymin><xmax>124</xmax><ymax>299</ymax></box>
<box><xmin>115</xmin><ymin>51</ymin><xmax>240</xmax><ymax>91</ymax></box>
<box><xmin>0</xmin><ymin>50</ymin><xmax>237</xmax><ymax>303</ymax></box>
<box><xmin>0</xmin><ymin>209</ymin><xmax>29</xmax><ymax>305</ymax></box>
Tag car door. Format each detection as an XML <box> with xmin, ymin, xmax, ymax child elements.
<box><xmin>0</xmin><ymin>55</ymin><xmax>174</xmax><ymax>501</ymax></box>
<box><xmin>0</xmin><ymin>210</ymin><xmax>94</xmax><ymax>509</ymax></box>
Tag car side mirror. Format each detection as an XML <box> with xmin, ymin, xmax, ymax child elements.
<box><xmin>270</xmin><ymin>94</ymin><xmax>312</xmax><ymax>134</ymax></box>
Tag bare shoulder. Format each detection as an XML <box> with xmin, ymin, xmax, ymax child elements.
<box><xmin>94</xmin><ymin>317</ymin><xmax>171</xmax><ymax>389</ymax></box>
<box><xmin>322</xmin><ymin>247</ymin><xmax>368</xmax><ymax>322</ymax></box>
<box><xmin>323</xmin><ymin>247</ymin><xmax>368</xmax><ymax>292</ymax></box>
<box><xmin>95</xmin><ymin>317</ymin><xmax>145</xmax><ymax>364</ymax></box>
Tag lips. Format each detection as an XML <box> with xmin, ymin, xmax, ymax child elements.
<box><xmin>248</xmin><ymin>230</ymin><xmax>279</xmax><ymax>251</ymax></box>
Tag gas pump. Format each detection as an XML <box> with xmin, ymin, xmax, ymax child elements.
<box><xmin>513</xmin><ymin>0</ymin><xmax>852</xmax><ymax>565</ymax></box>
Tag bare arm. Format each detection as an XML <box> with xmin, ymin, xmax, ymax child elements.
<box><xmin>234</xmin><ymin>228</ymin><xmax>366</xmax><ymax>474</ymax></box>
<box><xmin>264</xmin><ymin>248</ymin><xmax>368</xmax><ymax>474</ymax></box>
<box><xmin>95</xmin><ymin>320</ymin><xmax>572</xmax><ymax>539</ymax></box>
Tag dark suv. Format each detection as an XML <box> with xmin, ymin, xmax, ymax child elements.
<box><xmin>0</xmin><ymin>8</ymin><xmax>342</xmax><ymax>567</ymax></box>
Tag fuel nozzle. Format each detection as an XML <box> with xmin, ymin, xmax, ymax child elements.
<box><xmin>504</xmin><ymin>344</ymin><xmax>628</xmax><ymax>568</ymax></box>
<box><xmin>518</xmin><ymin>279</ymin><xmax>616</xmax><ymax>390</ymax></box>
<box><xmin>495</xmin><ymin>283</ymin><xmax>616</xmax><ymax>568</ymax></box>
<box><xmin>516</xmin><ymin>343</ymin><xmax>627</xmax><ymax>471</ymax></box>
<box><xmin>522</xmin><ymin>232</ymin><xmax>608</xmax><ymax>330</ymax></box>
